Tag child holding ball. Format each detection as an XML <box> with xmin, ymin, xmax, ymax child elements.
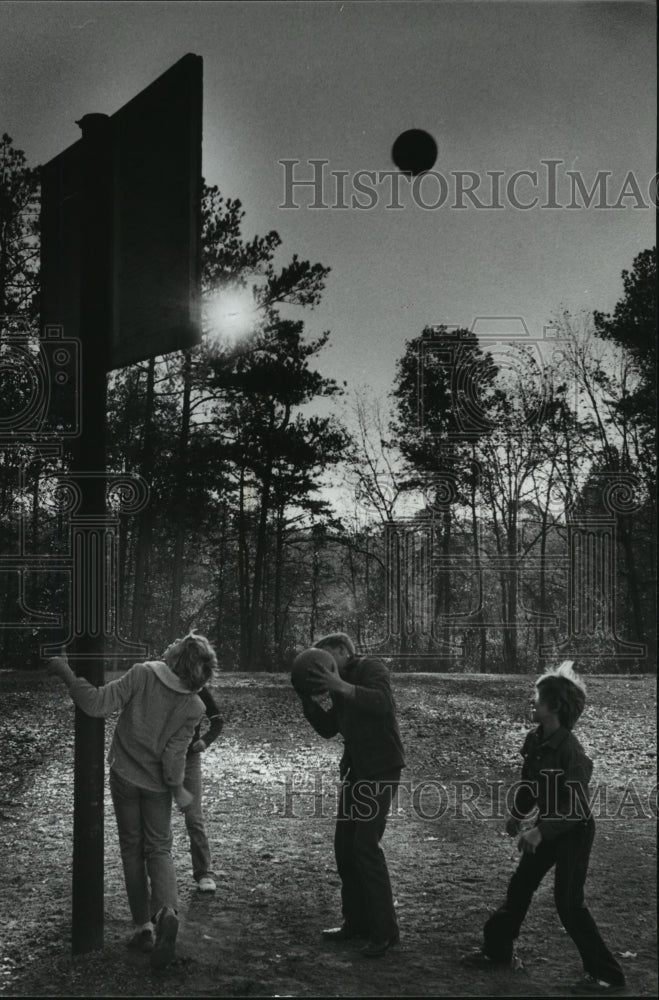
<box><xmin>47</xmin><ymin>632</ymin><xmax>217</xmax><ymax>970</ymax></box>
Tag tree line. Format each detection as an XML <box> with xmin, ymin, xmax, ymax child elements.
<box><xmin>0</xmin><ymin>133</ymin><xmax>655</xmax><ymax>672</ymax></box>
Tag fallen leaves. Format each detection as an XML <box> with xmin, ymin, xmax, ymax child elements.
<box><xmin>0</xmin><ymin>671</ymin><xmax>655</xmax><ymax>998</ymax></box>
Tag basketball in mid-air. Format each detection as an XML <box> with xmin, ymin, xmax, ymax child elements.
<box><xmin>291</xmin><ymin>647</ymin><xmax>334</xmax><ymax>696</ymax></box>
<box><xmin>391</xmin><ymin>129</ymin><xmax>438</xmax><ymax>176</ymax></box>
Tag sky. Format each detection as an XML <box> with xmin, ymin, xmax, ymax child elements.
<box><xmin>1</xmin><ymin>0</ymin><xmax>656</xmax><ymax>410</ymax></box>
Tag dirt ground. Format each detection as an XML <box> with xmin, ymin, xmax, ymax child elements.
<box><xmin>0</xmin><ymin>671</ymin><xmax>656</xmax><ymax>998</ymax></box>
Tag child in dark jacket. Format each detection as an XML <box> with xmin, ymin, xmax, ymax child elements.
<box><xmin>183</xmin><ymin>685</ymin><xmax>223</xmax><ymax>892</ymax></box>
<box><xmin>463</xmin><ymin>662</ymin><xmax>626</xmax><ymax>995</ymax></box>
<box><xmin>295</xmin><ymin>632</ymin><xmax>405</xmax><ymax>958</ymax></box>
<box><xmin>47</xmin><ymin>632</ymin><xmax>217</xmax><ymax>969</ymax></box>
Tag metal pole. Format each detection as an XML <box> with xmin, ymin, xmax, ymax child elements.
<box><xmin>71</xmin><ymin>111</ymin><xmax>112</xmax><ymax>955</ymax></box>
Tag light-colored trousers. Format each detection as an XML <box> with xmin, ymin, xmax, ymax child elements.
<box><xmin>183</xmin><ymin>750</ymin><xmax>213</xmax><ymax>880</ymax></box>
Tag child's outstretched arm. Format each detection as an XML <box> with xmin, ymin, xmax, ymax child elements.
<box><xmin>47</xmin><ymin>655</ymin><xmax>140</xmax><ymax>717</ymax></box>
<box><xmin>47</xmin><ymin>655</ymin><xmax>77</xmax><ymax>687</ymax></box>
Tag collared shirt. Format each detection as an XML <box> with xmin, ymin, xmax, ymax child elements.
<box><xmin>68</xmin><ymin>661</ymin><xmax>205</xmax><ymax>792</ymax></box>
<box><xmin>302</xmin><ymin>655</ymin><xmax>406</xmax><ymax>779</ymax></box>
<box><xmin>512</xmin><ymin>725</ymin><xmax>594</xmax><ymax>841</ymax></box>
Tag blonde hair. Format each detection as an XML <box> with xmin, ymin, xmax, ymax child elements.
<box><xmin>535</xmin><ymin>660</ymin><xmax>586</xmax><ymax>730</ymax></box>
<box><xmin>163</xmin><ymin>632</ymin><xmax>218</xmax><ymax>691</ymax></box>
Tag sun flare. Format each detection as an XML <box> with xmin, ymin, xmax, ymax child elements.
<box><xmin>204</xmin><ymin>287</ymin><xmax>258</xmax><ymax>343</ymax></box>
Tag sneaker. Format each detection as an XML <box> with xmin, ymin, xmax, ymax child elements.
<box><xmin>571</xmin><ymin>974</ymin><xmax>626</xmax><ymax>995</ymax></box>
<box><xmin>150</xmin><ymin>906</ymin><xmax>178</xmax><ymax>970</ymax></box>
<box><xmin>126</xmin><ymin>926</ymin><xmax>154</xmax><ymax>953</ymax></box>
<box><xmin>197</xmin><ymin>876</ymin><xmax>216</xmax><ymax>892</ymax></box>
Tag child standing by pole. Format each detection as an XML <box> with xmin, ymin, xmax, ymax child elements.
<box><xmin>47</xmin><ymin>632</ymin><xmax>218</xmax><ymax>970</ymax></box>
<box><xmin>462</xmin><ymin>662</ymin><xmax>626</xmax><ymax>994</ymax></box>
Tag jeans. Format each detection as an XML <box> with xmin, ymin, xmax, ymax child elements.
<box><xmin>109</xmin><ymin>769</ymin><xmax>178</xmax><ymax>924</ymax></box>
<box><xmin>334</xmin><ymin>769</ymin><xmax>401</xmax><ymax>942</ymax></box>
<box><xmin>483</xmin><ymin>818</ymin><xmax>625</xmax><ymax>985</ymax></box>
<box><xmin>183</xmin><ymin>750</ymin><xmax>213</xmax><ymax>881</ymax></box>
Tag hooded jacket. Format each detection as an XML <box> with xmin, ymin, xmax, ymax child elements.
<box><xmin>68</xmin><ymin>661</ymin><xmax>205</xmax><ymax>792</ymax></box>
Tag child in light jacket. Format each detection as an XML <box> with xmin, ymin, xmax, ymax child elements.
<box><xmin>48</xmin><ymin>632</ymin><xmax>217</xmax><ymax>970</ymax></box>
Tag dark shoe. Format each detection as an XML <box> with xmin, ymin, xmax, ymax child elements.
<box><xmin>571</xmin><ymin>974</ymin><xmax>626</xmax><ymax>995</ymax></box>
<box><xmin>126</xmin><ymin>927</ymin><xmax>154</xmax><ymax>953</ymax></box>
<box><xmin>361</xmin><ymin>931</ymin><xmax>400</xmax><ymax>958</ymax></box>
<box><xmin>461</xmin><ymin>949</ymin><xmax>511</xmax><ymax>969</ymax></box>
<box><xmin>150</xmin><ymin>906</ymin><xmax>178</xmax><ymax>970</ymax></box>
<box><xmin>322</xmin><ymin>924</ymin><xmax>367</xmax><ymax>942</ymax></box>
